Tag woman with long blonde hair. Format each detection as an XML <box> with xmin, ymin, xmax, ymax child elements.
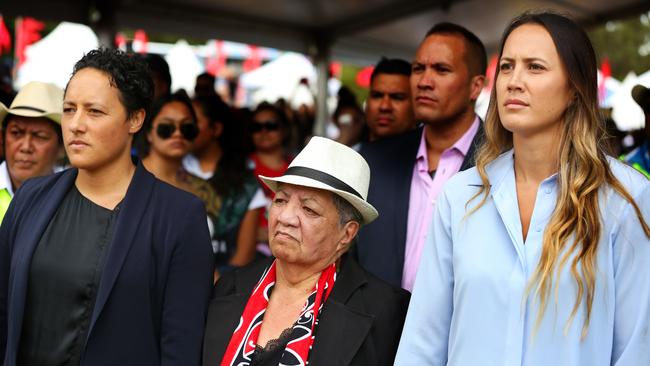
<box><xmin>395</xmin><ymin>11</ymin><xmax>650</xmax><ymax>366</ymax></box>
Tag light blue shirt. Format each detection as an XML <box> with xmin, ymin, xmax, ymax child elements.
<box><xmin>395</xmin><ymin>150</ymin><xmax>650</xmax><ymax>366</ymax></box>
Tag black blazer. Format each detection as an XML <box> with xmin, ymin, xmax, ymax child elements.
<box><xmin>0</xmin><ymin>161</ymin><xmax>214</xmax><ymax>366</ymax></box>
<box><xmin>202</xmin><ymin>255</ymin><xmax>410</xmax><ymax>366</ymax></box>
<box><xmin>356</xmin><ymin>123</ymin><xmax>483</xmax><ymax>287</ymax></box>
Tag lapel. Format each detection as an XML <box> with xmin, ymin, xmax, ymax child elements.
<box><xmin>396</xmin><ymin>127</ymin><xmax>423</xmax><ymax>263</ymax></box>
<box><xmin>86</xmin><ymin>161</ymin><xmax>156</xmax><ymax>338</ymax></box>
<box><xmin>308</xmin><ymin>256</ymin><xmax>374</xmax><ymax>366</ymax></box>
<box><xmin>203</xmin><ymin>258</ymin><xmax>271</xmax><ymax>365</ymax></box>
<box><xmin>203</xmin><ymin>257</ymin><xmax>375</xmax><ymax>366</ymax></box>
<box><xmin>7</xmin><ymin>169</ymin><xmax>77</xmax><ymax>360</ymax></box>
<box><xmin>460</xmin><ymin>118</ymin><xmax>485</xmax><ymax>171</ymax></box>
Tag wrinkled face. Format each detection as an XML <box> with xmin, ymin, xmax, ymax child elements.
<box><xmin>365</xmin><ymin>73</ymin><xmax>415</xmax><ymax>141</ymax></box>
<box><xmin>147</xmin><ymin>101</ymin><xmax>195</xmax><ymax>160</ymax></box>
<box><xmin>63</xmin><ymin>68</ymin><xmax>141</xmax><ymax>172</ymax></box>
<box><xmin>252</xmin><ymin>109</ymin><xmax>283</xmax><ymax>152</ymax></box>
<box><xmin>496</xmin><ymin>24</ymin><xmax>572</xmax><ymax>138</ymax></box>
<box><xmin>268</xmin><ymin>184</ymin><xmax>356</xmax><ymax>268</ymax></box>
<box><xmin>4</xmin><ymin>116</ymin><xmax>61</xmax><ymax>188</ymax></box>
<box><xmin>411</xmin><ymin>34</ymin><xmax>482</xmax><ymax>126</ymax></box>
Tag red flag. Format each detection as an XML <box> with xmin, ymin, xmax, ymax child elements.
<box><xmin>206</xmin><ymin>40</ymin><xmax>226</xmax><ymax>76</ymax></box>
<box><xmin>115</xmin><ymin>32</ymin><xmax>127</xmax><ymax>50</ymax></box>
<box><xmin>599</xmin><ymin>58</ymin><xmax>611</xmax><ymax>104</ymax></box>
<box><xmin>485</xmin><ymin>54</ymin><xmax>498</xmax><ymax>91</ymax></box>
<box><xmin>242</xmin><ymin>44</ymin><xmax>261</xmax><ymax>72</ymax></box>
<box><xmin>0</xmin><ymin>16</ymin><xmax>11</xmax><ymax>55</ymax></box>
<box><xmin>330</xmin><ymin>62</ymin><xmax>342</xmax><ymax>78</ymax></box>
<box><xmin>355</xmin><ymin>66</ymin><xmax>374</xmax><ymax>88</ymax></box>
<box><xmin>133</xmin><ymin>29</ymin><xmax>148</xmax><ymax>54</ymax></box>
<box><xmin>15</xmin><ymin>17</ymin><xmax>45</xmax><ymax>66</ymax></box>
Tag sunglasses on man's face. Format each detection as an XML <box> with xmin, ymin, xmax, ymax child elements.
<box><xmin>251</xmin><ymin>120</ymin><xmax>280</xmax><ymax>133</ymax></box>
<box><xmin>156</xmin><ymin>122</ymin><xmax>199</xmax><ymax>141</ymax></box>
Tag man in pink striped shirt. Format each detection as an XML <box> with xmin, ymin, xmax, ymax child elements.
<box><xmin>357</xmin><ymin>23</ymin><xmax>486</xmax><ymax>291</ymax></box>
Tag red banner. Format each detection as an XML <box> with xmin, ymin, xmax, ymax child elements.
<box><xmin>15</xmin><ymin>17</ymin><xmax>45</xmax><ymax>66</ymax></box>
<box><xmin>0</xmin><ymin>16</ymin><xmax>11</xmax><ymax>55</ymax></box>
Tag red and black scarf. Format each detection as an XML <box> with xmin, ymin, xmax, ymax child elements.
<box><xmin>220</xmin><ymin>260</ymin><xmax>336</xmax><ymax>366</ymax></box>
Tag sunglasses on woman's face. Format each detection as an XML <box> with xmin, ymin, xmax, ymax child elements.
<box><xmin>156</xmin><ymin>122</ymin><xmax>199</xmax><ymax>141</ymax></box>
<box><xmin>251</xmin><ymin>120</ymin><xmax>280</xmax><ymax>133</ymax></box>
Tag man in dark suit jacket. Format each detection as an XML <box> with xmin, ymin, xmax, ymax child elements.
<box><xmin>0</xmin><ymin>162</ymin><xmax>214</xmax><ymax>366</ymax></box>
<box><xmin>356</xmin><ymin>22</ymin><xmax>487</xmax><ymax>290</ymax></box>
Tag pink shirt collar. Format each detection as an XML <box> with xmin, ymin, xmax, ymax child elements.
<box><xmin>415</xmin><ymin>116</ymin><xmax>480</xmax><ymax>171</ymax></box>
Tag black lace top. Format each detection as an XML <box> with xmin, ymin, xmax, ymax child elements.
<box><xmin>250</xmin><ymin>326</ymin><xmax>295</xmax><ymax>366</ymax></box>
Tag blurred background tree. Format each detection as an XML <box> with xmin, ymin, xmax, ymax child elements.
<box><xmin>589</xmin><ymin>11</ymin><xmax>650</xmax><ymax>79</ymax></box>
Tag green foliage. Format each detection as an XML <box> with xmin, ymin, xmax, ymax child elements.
<box><xmin>339</xmin><ymin>64</ymin><xmax>368</xmax><ymax>105</ymax></box>
<box><xmin>588</xmin><ymin>13</ymin><xmax>650</xmax><ymax>79</ymax></box>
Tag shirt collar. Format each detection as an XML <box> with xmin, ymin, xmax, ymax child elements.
<box><xmin>0</xmin><ymin>162</ymin><xmax>14</xmax><ymax>196</ymax></box>
<box><xmin>416</xmin><ymin>116</ymin><xmax>480</xmax><ymax>171</ymax></box>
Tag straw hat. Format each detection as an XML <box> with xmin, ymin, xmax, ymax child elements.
<box><xmin>259</xmin><ymin>136</ymin><xmax>378</xmax><ymax>224</ymax></box>
<box><xmin>0</xmin><ymin>81</ymin><xmax>64</xmax><ymax>125</ymax></box>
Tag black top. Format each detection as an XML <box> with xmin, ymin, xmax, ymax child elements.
<box><xmin>250</xmin><ymin>326</ymin><xmax>293</xmax><ymax>366</ymax></box>
<box><xmin>18</xmin><ymin>185</ymin><xmax>120</xmax><ymax>365</ymax></box>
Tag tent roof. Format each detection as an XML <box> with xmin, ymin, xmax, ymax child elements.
<box><xmin>5</xmin><ymin>0</ymin><xmax>650</xmax><ymax>64</ymax></box>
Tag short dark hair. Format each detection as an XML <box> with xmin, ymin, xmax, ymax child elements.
<box><xmin>196</xmin><ymin>72</ymin><xmax>216</xmax><ymax>85</ymax></box>
<box><xmin>370</xmin><ymin>57</ymin><xmax>411</xmax><ymax>83</ymax></box>
<box><xmin>144</xmin><ymin>53</ymin><xmax>172</xmax><ymax>93</ymax></box>
<box><xmin>69</xmin><ymin>48</ymin><xmax>154</xmax><ymax>120</ymax></box>
<box><xmin>425</xmin><ymin>22</ymin><xmax>487</xmax><ymax>78</ymax></box>
<box><xmin>331</xmin><ymin>192</ymin><xmax>363</xmax><ymax>226</ymax></box>
<box><xmin>193</xmin><ymin>93</ymin><xmax>232</xmax><ymax>128</ymax></box>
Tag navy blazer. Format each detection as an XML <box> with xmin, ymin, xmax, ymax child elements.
<box><xmin>202</xmin><ymin>255</ymin><xmax>410</xmax><ymax>366</ymax></box>
<box><xmin>356</xmin><ymin>124</ymin><xmax>483</xmax><ymax>287</ymax></box>
<box><xmin>0</xmin><ymin>162</ymin><xmax>214</xmax><ymax>366</ymax></box>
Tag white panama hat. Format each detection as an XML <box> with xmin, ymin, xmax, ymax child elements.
<box><xmin>0</xmin><ymin>81</ymin><xmax>64</xmax><ymax>125</ymax></box>
<box><xmin>259</xmin><ymin>136</ymin><xmax>378</xmax><ymax>224</ymax></box>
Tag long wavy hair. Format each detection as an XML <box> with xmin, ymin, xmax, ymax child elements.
<box><xmin>469</xmin><ymin>11</ymin><xmax>650</xmax><ymax>337</ymax></box>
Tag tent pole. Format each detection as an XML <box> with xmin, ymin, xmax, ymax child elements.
<box><xmin>313</xmin><ymin>38</ymin><xmax>330</xmax><ymax>137</ymax></box>
<box><xmin>91</xmin><ymin>1</ymin><xmax>117</xmax><ymax>49</ymax></box>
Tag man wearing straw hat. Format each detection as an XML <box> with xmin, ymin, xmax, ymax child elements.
<box><xmin>0</xmin><ymin>81</ymin><xmax>64</xmax><ymax>222</ymax></box>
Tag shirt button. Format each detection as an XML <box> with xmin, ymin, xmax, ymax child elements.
<box><xmin>536</xmin><ymin>227</ymin><xmax>542</xmax><ymax>232</ymax></box>
<box><xmin>544</xmin><ymin>188</ymin><xmax>552</xmax><ymax>194</ymax></box>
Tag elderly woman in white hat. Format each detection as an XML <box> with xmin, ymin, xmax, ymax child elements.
<box><xmin>203</xmin><ymin>136</ymin><xmax>410</xmax><ymax>366</ymax></box>
<box><xmin>0</xmin><ymin>81</ymin><xmax>64</xmax><ymax>222</ymax></box>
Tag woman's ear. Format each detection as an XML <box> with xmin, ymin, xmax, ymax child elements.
<box><xmin>336</xmin><ymin>220</ymin><xmax>360</xmax><ymax>254</ymax></box>
<box><xmin>129</xmin><ymin>109</ymin><xmax>146</xmax><ymax>134</ymax></box>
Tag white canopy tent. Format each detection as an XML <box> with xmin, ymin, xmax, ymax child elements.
<box><xmin>611</xmin><ymin>72</ymin><xmax>647</xmax><ymax>131</ymax></box>
<box><xmin>239</xmin><ymin>52</ymin><xmax>317</xmax><ymax>107</ymax></box>
<box><xmin>165</xmin><ymin>39</ymin><xmax>205</xmax><ymax>96</ymax></box>
<box><xmin>15</xmin><ymin>22</ymin><xmax>99</xmax><ymax>90</ymax></box>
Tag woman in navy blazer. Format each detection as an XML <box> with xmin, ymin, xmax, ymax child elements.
<box><xmin>0</xmin><ymin>49</ymin><xmax>214</xmax><ymax>365</ymax></box>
